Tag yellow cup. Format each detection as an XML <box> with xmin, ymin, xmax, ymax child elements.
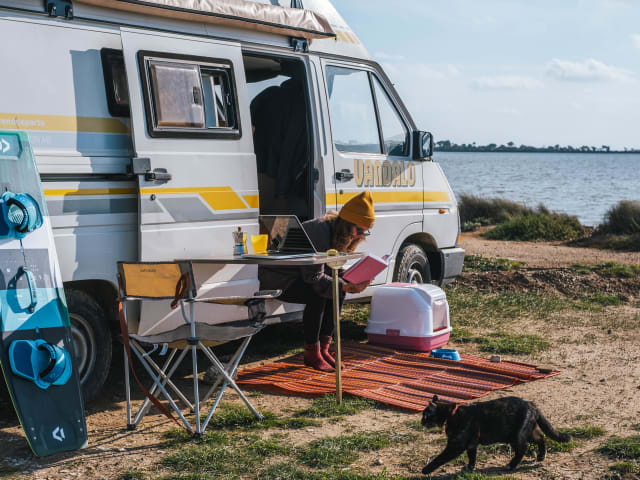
<box><xmin>251</xmin><ymin>234</ymin><xmax>268</xmax><ymax>254</ymax></box>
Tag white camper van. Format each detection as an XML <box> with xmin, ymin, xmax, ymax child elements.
<box><xmin>0</xmin><ymin>0</ymin><xmax>464</xmax><ymax>400</ymax></box>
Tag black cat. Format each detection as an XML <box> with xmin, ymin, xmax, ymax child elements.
<box><xmin>421</xmin><ymin>395</ymin><xmax>570</xmax><ymax>475</ymax></box>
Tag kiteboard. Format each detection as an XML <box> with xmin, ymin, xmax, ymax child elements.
<box><xmin>0</xmin><ymin>130</ymin><xmax>87</xmax><ymax>456</ymax></box>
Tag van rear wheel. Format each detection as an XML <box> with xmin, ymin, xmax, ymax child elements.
<box><xmin>394</xmin><ymin>244</ymin><xmax>431</xmax><ymax>284</ymax></box>
<box><xmin>66</xmin><ymin>289</ymin><xmax>112</xmax><ymax>403</ymax></box>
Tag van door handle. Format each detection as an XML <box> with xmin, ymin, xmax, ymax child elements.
<box><xmin>335</xmin><ymin>169</ymin><xmax>354</xmax><ymax>182</ymax></box>
<box><xmin>145</xmin><ymin>168</ymin><xmax>172</xmax><ymax>183</ymax></box>
<box><xmin>131</xmin><ymin>158</ymin><xmax>172</xmax><ymax>183</ymax></box>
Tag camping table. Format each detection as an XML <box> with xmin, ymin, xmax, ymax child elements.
<box><xmin>182</xmin><ymin>252</ymin><xmax>364</xmax><ymax>405</ymax></box>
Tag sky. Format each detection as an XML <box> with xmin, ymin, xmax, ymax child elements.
<box><xmin>333</xmin><ymin>0</ymin><xmax>640</xmax><ymax>150</ymax></box>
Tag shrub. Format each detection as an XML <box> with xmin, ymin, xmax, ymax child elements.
<box><xmin>598</xmin><ymin>201</ymin><xmax>640</xmax><ymax>235</ymax></box>
<box><xmin>484</xmin><ymin>211</ymin><xmax>583</xmax><ymax>241</ymax></box>
<box><xmin>458</xmin><ymin>195</ymin><xmax>533</xmax><ymax>229</ymax></box>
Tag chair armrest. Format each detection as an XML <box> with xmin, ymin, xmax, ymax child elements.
<box><xmin>190</xmin><ymin>289</ymin><xmax>281</xmax><ymax>306</ymax></box>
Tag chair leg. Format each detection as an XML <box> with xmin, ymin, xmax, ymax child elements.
<box><xmin>130</xmin><ymin>341</ymin><xmax>193</xmax><ymax>432</ymax></box>
<box><xmin>201</xmin><ymin>336</ymin><xmax>251</xmax><ymax>404</ymax></box>
<box><xmin>124</xmin><ymin>345</ymin><xmax>134</xmax><ymax>430</ymax></box>
<box><xmin>135</xmin><ymin>346</ymin><xmax>193</xmax><ymax>422</ymax></box>
<box><xmin>199</xmin><ymin>341</ymin><xmax>263</xmax><ymax>421</ymax></box>
<box><xmin>191</xmin><ymin>343</ymin><xmax>201</xmax><ymax>435</ymax></box>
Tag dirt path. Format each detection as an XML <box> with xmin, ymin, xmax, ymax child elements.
<box><xmin>462</xmin><ymin>230</ymin><xmax>640</xmax><ymax>267</ymax></box>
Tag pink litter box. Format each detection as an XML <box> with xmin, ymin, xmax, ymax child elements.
<box><xmin>365</xmin><ymin>283</ymin><xmax>451</xmax><ymax>351</ymax></box>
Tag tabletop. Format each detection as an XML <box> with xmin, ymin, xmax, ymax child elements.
<box><xmin>178</xmin><ymin>252</ymin><xmax>364</xmax><ymax>266</ymax></box>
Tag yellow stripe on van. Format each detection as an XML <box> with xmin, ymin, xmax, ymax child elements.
<box><xmin>141</xmin><ymin>186</ymin><xmax>247</xmax><ymax>211</ymax></box>
<box><xmin>44</xmin><ymin>188</ymin><xmax>136</xmax><ymax>197</ymax></box>
<box><xmin>243</xmin><ymin>194</ymin><xmax>260</xmax><ymax>209</ymax></box>
<box><xmin>0</xmin><ymin>113</ymin><xmax>130</xmax><ymax>134</ymax></box>
<box><xmin>330</xmin><ymin>191</ymin><xmax>449</xmax><ymax>206</ymax></box>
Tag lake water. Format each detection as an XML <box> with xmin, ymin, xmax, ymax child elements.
<box><xmin>436</xmin><ymin>151</ymin><xmax>640</xmax><ymax>227</ymax></box>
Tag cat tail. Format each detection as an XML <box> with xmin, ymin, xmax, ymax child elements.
<box><xmin>536</xmin><ymin>411</ymin><xmax>570</xmax><ymax>443</ymax></box>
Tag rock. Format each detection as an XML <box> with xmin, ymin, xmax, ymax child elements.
<box><xmin>373</xmin><ymin>458</ymin><xmax>384</xmax><ymax>466</ymax></box>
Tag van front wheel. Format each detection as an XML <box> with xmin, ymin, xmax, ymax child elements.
<box><xmin>394</xmin><ymin>244</ymin><xmax>431</xmax><ymax>284</ymax></box>
<box><xmin>66</xmin><ymin>289</ymin><xmax>112</xmax><ymax>403</ymax></box>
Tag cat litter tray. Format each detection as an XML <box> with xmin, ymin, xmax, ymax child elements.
<box><xmin>365</xmin><ymin>283</ymin><xmax>451</xmax><ymax>351</ymax></box>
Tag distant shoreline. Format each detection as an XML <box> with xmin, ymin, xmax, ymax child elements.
<box><xmin>434</xmin><ymin>141</ymin><xmax>640</xmax><ymax>154</ymax></box>
<box><xmin>435</xmin><ymin>148</ymin><xmax>640</xmax><ymax>154</ymax></box>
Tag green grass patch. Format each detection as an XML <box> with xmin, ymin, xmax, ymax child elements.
<box><xmin>295</xmin><ymin>395</ymin><xmax>379</xmax><ymax>418</ymax></box>
<box><xmin>584</xmin><ymin>294</ymin><xmax>624</xmax><ymax>307</ymax></box>
<box><xmin>484</xmin><ymin>209</ymin><xmax>584</xmax><ymax>242</ymax></box>
<box><xmin>572</xmin><ymin>233</ymin><xmax>640</xmax><ymax>252</ymax></box>
<box><xmin>477</xmin><ymin>332</ymin><xmax>550</xmax><ymax>355</ymax></box>
<box><xmin>298</xmin><ymin>431</ymin><xmax>416</xmax><ymax>468</ymax></box>
<box><xmin>203</xmin><ymin>403</ymin><xmax>320</xmax><ymax>430</ymax></box>
<box><xmin>562</xmin><ymin>425</ymin><xmax>606</xmax><ymax>439</ymax></box>
<box><xmin>599</xmin><ymin>435</ymin><xmax>640</xmax><ymax>460</ymax></box>
<box><xmin>446</xmin><ymin>473</ymin><xmax>520</xmax><ymax>480</ymax></box>
<box><xmin>462</xmin><ymin>255</ymin><xmax>522</xmax><ymax>272</ymax></box>
<box><xmin>571</xmin><ymin>262</ymin><xmax>640</xmax><ymax>278</ymax></box>
<box><xmin>161</xmin><ymin>432</ymin><xmax>290</xmax><ymax>477</ymax></box>
<box><xmin>447</xmin><ymin>286</ymin><xmax>613</xmax><ymax>328</ymax></box>
<box><xmin>455</xmin><ymin>331</ymin><xmax>549</xmax><ymax>355</ymax></box>
<box><xmin>117</xmin><ymin>472</ymin><xmax>147</xmax><ymax>480</ymax></box>
<box><xmin>257</xmin><ymin>464</ymin><xmax>410</xmax><ymax>480</ymax></box>
<box><xmin>610</xmin><ymin>461</ymin><xmax>640</xmax><ymax>475</ymax></box>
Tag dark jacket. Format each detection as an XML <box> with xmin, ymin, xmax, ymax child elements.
<box><xmin>258</xmin><ymin>217</ymin><xmax>344</xmax><ymax>299</ymax></box>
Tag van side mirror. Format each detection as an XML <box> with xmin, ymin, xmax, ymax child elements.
<box><xmin>412</xmin><ymin>131</ymin><xmax>433</xmax><ymax>160</ymax></box>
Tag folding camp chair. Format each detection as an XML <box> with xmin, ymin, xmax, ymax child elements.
<box><xmin>117</xmin><ymin>261</ymin><xmax>280</xmax><ymax>436</ymax></box>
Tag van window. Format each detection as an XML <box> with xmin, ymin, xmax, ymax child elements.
<box><xmin>100</xmin><ymin>49</ymin><xmax>130</xmax><ymax>117</ymax></box>
<box><xmin>325</xmin><ymin>66</ymin><xmax>381</xmax><ymax>154</ymax></box>
<box><xmin>372</xmin><ymin>77</ymin><xmax>408</xmax><ymax>156</ymax></box>
<box><xmin>140</xmin><ymin>53</ymin><xmax>239</xmax><ymax>138</ymax></box>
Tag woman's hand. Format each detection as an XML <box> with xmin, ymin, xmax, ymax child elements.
<box><xmin>342</xmin><ymin>280</ymin><xmax>371</xmax><ymax>294</ymax></box>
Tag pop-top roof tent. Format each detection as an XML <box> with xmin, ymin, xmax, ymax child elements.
<box><xmin>62</xmin><ymin>0</ymin><xmax>370</xmax><ymax>59</ymax></box>
<box><xmin>75</xmin><ymin>0</ymin><xmax>334</xmax><ymax>40</ymax></box>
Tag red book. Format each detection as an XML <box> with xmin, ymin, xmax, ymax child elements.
<box><xmin>342</xmin><ymin>254</ymin><xmax>390</xmax><ymax>284</ymax></box>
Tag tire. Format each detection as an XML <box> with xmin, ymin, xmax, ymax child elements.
<box><xmin>65</xmin><ymin>289</ymin><xmax>112</xmax><ymax>403</ymax></box>
<box><xmin>394</xmin><ymin>243</ymin><xmax>431</xmax><ymax>284</ymax></box>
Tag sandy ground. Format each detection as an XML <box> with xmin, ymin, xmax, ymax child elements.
<box><xmin>1</xmin><ymin>234</ymin><xmax>639</xmax><ymax>479</ymax></box>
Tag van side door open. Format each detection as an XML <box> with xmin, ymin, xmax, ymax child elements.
<box><xmin>121</xmin><ymin>29</ymin><xmax>257</xmax><ymax>262</ymax></box>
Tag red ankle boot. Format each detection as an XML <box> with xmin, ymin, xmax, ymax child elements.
<box><xmin>320</xmin><ymin>336</ymin><xmax>344</xmax><ymax>369</ymax></box>
<box><xmin>319</xmin><ymin>335</ymin><xmax>336</xmax><ymax>368</ymax></box>
<box><xmin>304</xmin><ymin>342</ymin><xmax>333</xmax><ymax>372</ymax></box>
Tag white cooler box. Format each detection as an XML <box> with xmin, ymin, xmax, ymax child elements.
<box><xmin>365</xmin><ymin>283</ymin><xmax>451</xmax><ymax>351</ymax></box>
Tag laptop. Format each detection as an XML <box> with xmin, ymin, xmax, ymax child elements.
<box><xmin>242</xmin><ymin>215</ymin><xmax>322</xmax><ymax>259</ymax></box>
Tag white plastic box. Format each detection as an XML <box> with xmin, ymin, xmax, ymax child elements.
<box><xmin>365</xmin><ymin>283</ymin><xmax>451</xmax><ymax>351</ymax></box>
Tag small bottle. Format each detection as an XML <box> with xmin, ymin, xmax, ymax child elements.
<box><xmin>232</xmin><ymin>226</ymin><xmax>244</xmax><ymax>256</ymax></box>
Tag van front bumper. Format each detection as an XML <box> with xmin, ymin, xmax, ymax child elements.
<box><xmin>439</xmin><ymin>247</ymin><xmax>465</xmax><ymax>287</ymax></box>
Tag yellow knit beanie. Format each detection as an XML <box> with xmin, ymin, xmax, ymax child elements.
<box><xmin>338</xmin><ymin>191</ymin><xmax>375</xmax><ymax>229</ymax></box>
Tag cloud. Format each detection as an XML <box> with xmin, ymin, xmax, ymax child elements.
<box><xmin>472</xmin><ymin>15</ymin><xmax>496</xmax><ymax>25</ymax></box>
<box><xmin>382</xmin><ymin>62</ymin><xmax>460</xmax><ymax>82</ymax></box>
<box><xmin>546</xmin><ymin>58</ymin><xmax>633</xmax><ymax>82</ymax></box>
<box><xmin>632</xmin><ymin>34</ymin><xmax>640</xmax><ymax>49</ymax></box>
<box><xmin>373</xmin><ymin>52</ymin><xmax>406</xmax><ymax>62</ymax></box>
<box><xmin>470</xmin><ymin>75</ymin><xmax>544</xmax><ymax>90</ymax></box>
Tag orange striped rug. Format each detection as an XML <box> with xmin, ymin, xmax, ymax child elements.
<box><xmin>237</xmin><ymin>342</ymin><xmax>560</xmax><ymax>412</ymax></box>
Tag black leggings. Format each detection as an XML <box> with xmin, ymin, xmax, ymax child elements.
<box><xmin>279</xmin><ymin>280</ymin><xmax>345</xmax><ymax>344</ymax></box>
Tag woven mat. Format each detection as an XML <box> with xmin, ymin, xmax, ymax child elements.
<box><xmin>236</xmin><ymin>342</ymin><xmax>560</xmax><ymax>412</ymax></box>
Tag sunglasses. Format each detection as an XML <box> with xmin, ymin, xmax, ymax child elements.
<box><xmin>354</xmin><ymin>227</ymin><xmax>371</xmax><ymax>237</ymax></box>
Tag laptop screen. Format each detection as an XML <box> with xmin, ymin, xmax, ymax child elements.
<box><xmin>258</xmin><ymin>215</ymin><xmax>317</xmax><ymax>254</ymax></box>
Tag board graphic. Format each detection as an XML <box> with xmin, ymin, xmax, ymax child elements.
<box><xmin>0</xmin><ymin>131</ymin><xmax>87</xmax><ymax>456</ymax></box>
